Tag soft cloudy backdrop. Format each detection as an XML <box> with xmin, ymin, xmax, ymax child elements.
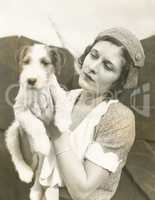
<box><xmin>0</xmin><ymin>0</ymin><xmax>155</xmax><ymax>54</ymax></box>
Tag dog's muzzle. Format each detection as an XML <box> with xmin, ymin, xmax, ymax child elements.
<box><xmin>27</xmin><ymin>78</ymin><xmax>37</xmax><ymax>86</ymax></box>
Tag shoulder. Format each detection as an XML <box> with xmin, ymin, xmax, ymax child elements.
<box><xmin>95</xmin><ymin>101</ymin><xmax>135</xmax><ymax>147</ymax></box>
<box><xmin>105</xmin><ymin>101</ymin><xmax>135</xmax><ymax>125</ymax></box>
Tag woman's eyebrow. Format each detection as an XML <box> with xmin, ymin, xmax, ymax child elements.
<box><xmin>91</xmin><ymin>48</ymin><xmax>99</xmax><ymax>55</ymax></box>
<box><xmin>103</xmin><ymin>58</ymin><xmax>114</xmax><ymax>66</ymax></box>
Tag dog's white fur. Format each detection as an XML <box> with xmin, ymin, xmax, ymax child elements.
<box><xmin>5</xmin><ymin>44</ymin><xmax>71</xmax><ymax>200</ymax></box>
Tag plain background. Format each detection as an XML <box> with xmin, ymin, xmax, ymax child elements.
<box><xmin>0</xmin><ymin>0</ymin><xmax>155</xmax><ymax>54</ymax></box>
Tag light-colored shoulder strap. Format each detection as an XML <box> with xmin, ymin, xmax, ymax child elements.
<box><xmin>67</xmin><ymin>89</ymin><xmax>82</xmax><ymax>109</ymax></box>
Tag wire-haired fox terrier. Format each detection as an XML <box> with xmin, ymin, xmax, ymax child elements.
<box><xmin>5</xmin><ymin>44</ymin><xmax>72</xmax><ymax>200</ymax></box>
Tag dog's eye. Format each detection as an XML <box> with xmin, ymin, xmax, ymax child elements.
<box><xmin>23</xmin><ymin>59</ymin><xmax>30</xmax><ymax>65</ymax></box>
<box><xmin>41</xmin><ymin>59</ymin><xmax>51</xmax><ymax>67</ymax></box>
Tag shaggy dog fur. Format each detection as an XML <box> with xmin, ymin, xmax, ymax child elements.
<box><xmin>5</xmin><ymin>44</ymin><xmax>71</xmax><ymax>200</ymax></box>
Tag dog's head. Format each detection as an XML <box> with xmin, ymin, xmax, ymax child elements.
<box><xmin>16</xmin><ymin>44</ymin><xmax>65</xmax><ymax>90</ymax></box>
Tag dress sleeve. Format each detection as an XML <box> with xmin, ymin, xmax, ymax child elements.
<box><xmin>85</xmin><ymin>103</ymin><xmax>136</xmax><ymax>173</ymax></box>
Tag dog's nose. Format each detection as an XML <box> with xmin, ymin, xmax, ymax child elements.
<box><xmin>27</xmin><ymin>78</ymin><xmax>37</xmax><ymax>86</ymax></box>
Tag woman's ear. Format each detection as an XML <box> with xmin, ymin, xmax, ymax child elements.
<box><xmin>74</xmin><ymin>58</ymin><xmax>82</xmax><ymax>75</ymax></box>
<box><xmin>123</xmin><ymin>66</ymin><xmax>139</xmax><ymax>89</ymax></box>
<box><xmin>79</xmin><ymin>45</ymin><xmax>92</xmax><ymax>64</ymax></box>
<box><xmin>74</xmin><ymin>44</ymin><xmax>93</xmax><ymax>75</ymax></box>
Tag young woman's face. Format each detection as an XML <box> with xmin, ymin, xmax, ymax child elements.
<box><xmin>79</xmin><ymin>41</ymin><xmax>126</xmax><ymax>95</ymax></box>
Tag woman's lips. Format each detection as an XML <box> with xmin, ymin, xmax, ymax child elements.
<box><xmin>83</xmin><ymin>72</ymin><xmax>94</xmax><ymax>82</ymax></box>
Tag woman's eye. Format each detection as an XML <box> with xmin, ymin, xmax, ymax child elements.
<box><xmin>90</xmin><ymin>50</ymin><xmax>99</xmax><ymax>59</ymax></box>
<box><xmin>103</xmin><ymin>62</ymin><xmax>113</xmax><ymax>71</ymax></box>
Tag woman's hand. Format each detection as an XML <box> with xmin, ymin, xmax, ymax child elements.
<box><xmin>49</xmin><ymin>74</ymin><xmax>72</xmax><ymax>133</ymax></box>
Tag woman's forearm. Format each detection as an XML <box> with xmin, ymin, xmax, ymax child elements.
<box><xmin>53</xmin><ymin>133</ymin><xmax>109</xmax><ymax>200</ymax></box>
<box><xmin>53</xmin><ymin>133</ymin><xmax>91</xmax><ymax>200</ymax></box>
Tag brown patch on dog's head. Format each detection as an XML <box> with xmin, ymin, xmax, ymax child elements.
<box><xmin>15</xmin><ymin>44</ymin><xmax>67</xmax><ymax>85</ymax></box>
<box><xmin>47</xmin><ymin>46</ymin><xmax>66</xmax><ymax>79</ymax></box>
<box><xmin>15</xmin><ymin>45</ymin><xmax>31</xmax><ymax>75</ymax></box>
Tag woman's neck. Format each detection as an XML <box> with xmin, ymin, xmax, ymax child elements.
<box><xmin>78</xmin><ymin>90</ymin><xmax>105</xmax><ymax>106</ymax></box>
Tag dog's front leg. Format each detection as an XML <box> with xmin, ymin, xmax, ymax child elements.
<box><xmin>30</xmin><ymin>154</ymin><xmax>44</xmax><ymax>200</ymax></box>
<box><xmin>17</xmin><ymin>110</ymin><xmax>51</xmax><ymax>156</ymax></box>
<box><xmin>5</xmin><ymin>121</ymin><xmax>34</xmax><ymax>183</ymax></box>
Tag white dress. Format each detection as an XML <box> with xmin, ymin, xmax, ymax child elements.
<box><xmin>39</xmin><ymin>89</ymin><xmax>120</xmax><ymax>200</ymax></box>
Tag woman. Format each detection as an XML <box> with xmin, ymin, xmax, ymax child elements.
<box><xmin>47</xmin><ymin>27</ymin><xmax>145</xmax><ymax>200</ymax></box>
<box><xmin>18</xmin><ymin>27</ymin><xmax>145</xmax><ymax>200</ymax></box>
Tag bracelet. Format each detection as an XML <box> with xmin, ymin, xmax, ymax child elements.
<box><xmin>56</xmin><ymin>148</ymin><xmax>71</xmax><ymax>156</ymax></box>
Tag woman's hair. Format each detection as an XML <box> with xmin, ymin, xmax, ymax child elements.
<box><xmin>78</xmin><ymin>36</ymin><xmax>134</xmax><ymax>98</ymax></box>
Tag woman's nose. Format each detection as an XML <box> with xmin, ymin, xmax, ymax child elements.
<box><xmin>89</xmin><ymin>68</ymin><xmax>96</xmax><ymax>75</ymax></box>
<box><xmin>88</xmin><ymin>61</ymin><xmax>100</xmax><ymax>74</ymax></box>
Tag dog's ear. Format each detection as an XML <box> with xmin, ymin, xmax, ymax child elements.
<box><xmin>48</xmin><ymin>46</ymin><xmax>66</xmax><ymax>77</ymax></box>
<box><xmin>15</xmin><ymin>45</ymin><xmax>30</xmax><ymax>75</ymax></box>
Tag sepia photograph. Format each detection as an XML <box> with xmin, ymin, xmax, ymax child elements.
<box><xmin>0</xmin><ymin>0</ymin><xmax>154</xmax><ymax>200</ymax></box>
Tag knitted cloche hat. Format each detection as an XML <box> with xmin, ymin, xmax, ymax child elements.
<box><xmin>93</xmin><ymin>27</ymin><xmax>145</xmax><ymax>89</ymax></box>
<box><xmin>96</xmin><ymin>27</ymin><xmax>145</xmax><ymax>68</ymax></box>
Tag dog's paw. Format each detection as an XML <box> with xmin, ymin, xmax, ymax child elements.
<box><xmin>30</xmin><ymin>185</ymin><xmax>43</xmax><ymax>200</ymax></box>
<box><xmin>18</xmin><ymin>165</ymin><xmax>34</xmax><ymax>183</ymax></box>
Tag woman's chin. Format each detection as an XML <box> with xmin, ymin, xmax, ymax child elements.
<box><xmin>78</xmin><ymin>77</ymin><xmax>96</xmax><ymax>93</ymax></box>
